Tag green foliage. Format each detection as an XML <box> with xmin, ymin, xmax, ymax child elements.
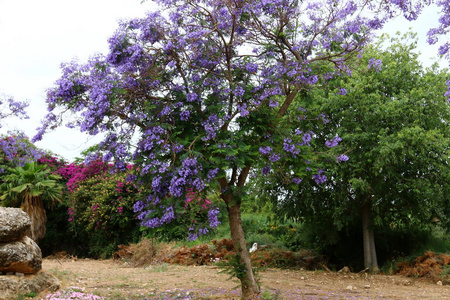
<box><xmin>0</xmin><ymin>161</ymin><xmax>63</xmax><ymax>209</ymax></box>
<box><xmin>216</xmin><ymin>251</ymin><xmax>261</xmax><ymax>289</ymax></box>
<box><xmin>239</xmin><ymin>213</ymin><xmax>303</xmax><ymax>251</ymax></box>
<box><xmin>67</xmin><ymin>171</ymin><xmax>142</xmax><ymax>258</ymax></box>
<box><xmin>442</xmin><ymin>265</ymin><xmax>450</xmax><ymax>281</ymax></box>
<box><xmin>264</xmin><ymin>33</ymin><xmax>450</xmax><ymax>267</ymax></box>
<box><xmin>17</xmin><ymin>292</ymin><xmax>38</xmax><ymax>300</ymax></box>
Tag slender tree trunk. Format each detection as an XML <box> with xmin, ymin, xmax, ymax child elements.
<box><xmin>227</xmin><ymin>202</ymin><xmax>260</xmax><ymax>298</ymax></box>
<box><xmin>219</xmin><ymin>166</ymin><xmax>259</xmax><ymax>298</ymax></box>
<box><xmin>361</xmin><ymin>202</ymin><xmax>379</xmax><ymax>273</ymax></box>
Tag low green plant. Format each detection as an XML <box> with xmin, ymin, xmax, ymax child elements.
<box><xmin>261</xmin><ymin>289</ymin><xmax>282</xmax><ymax>300</ymax></box>
<box><xmin>441</xmin><ymin>265</ymin><xmax>450</xmax><ymax>282</ymax></box>
<box><xmin>216</xmin><ymin>251</ymin><xmax>261</xmax><ymax>291</ymax></box>
<box><xmin>17</xmin><ymin>292</ymin><xmax>37</xmax><ymax>300</ymax></box>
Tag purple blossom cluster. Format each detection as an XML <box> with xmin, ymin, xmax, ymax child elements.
<box><xmin>312</xmin><ymin>169</ymin><xmax>327</xmax><ymax>185</ymax></box>
<box><xmin>0</xmin><ymin>96</ymin><xmax>29</xmax><ymax>128</ymax></box>
<box><xmin>325</xmin><ymin>136</ymin><xmax>343</xmax><ymax>148</ymax></box>
<box><xmin>337</xmin><ymin>154</ymin><xmax>349</xmax><ymax>162</ymax></box>
<box><xmin>0</xmin><ymin>132</ymin><xmax>44</xmax><ymax>168</ymax></box>
<box><xmin>368</xmin><ymin>58</ymin><xmax>382</xmax><ymax>71</ymax></box>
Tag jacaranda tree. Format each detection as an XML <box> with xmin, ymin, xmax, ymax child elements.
<box><xmin>34</xmin><ymin>0</ymin><xmax>450</xmax><ymax>296</ymax></box>
<box><xmin>0</xmin><ymin>133</ymin><xmax>45</xmax><ymax>172</ymax></box>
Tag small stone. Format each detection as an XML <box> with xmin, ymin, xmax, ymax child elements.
<box><xmin>338</xmin><ymin>266</ymin><xmax>350</xmax><ymax>274</ymax></box>
<box><xmin>15</xmin><ymin>272</ymin><xmax>24</xmax><ymax>276</ymax></box>
<box><xmin>300</xmin><ymin>276</ymin><xmax>305</xmax><ymax>280</ymax></box>
<box><xmin>437</xmin><ymin>281</ymin><xmax>443</xmax><ymax>286</ymax></box>
<box><xmin>346</xmin><ymin>285</ymin><xmax>353</xmax><ymax>290</ymax></box>
<box><xmin>364</xmin><ymin>285</ymin><xmax>370</xmax><ymax>289</ymax></box>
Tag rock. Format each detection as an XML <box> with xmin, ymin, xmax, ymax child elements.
<box><xmin>0</xmin><ymin>236</ymin><xmax>42</xmax><ymax>274</ymax></box>
<box><xmin>437</xmin><ymin>281</ymin><xmax>443</xmax><ymax>286</ymax></box>
<box><xmin>0</xmin><ymin>270</ymin><xmax>60</xmax><ymax>300</ymax></box>
<box><xmin>0</xmin><ymin>207</ymin><xmax>31</xmax><ymax>242</ymax></box>
<box><xmin>338</xmin><ymin>266</ymin><xmax>350</xmax><ymax>274</ymax></box>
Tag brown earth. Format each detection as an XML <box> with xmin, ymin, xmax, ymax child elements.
<box><xmin>36</xmin><ymin>258</ymin><xmax>450</xmax><ymax>299</ymax></box>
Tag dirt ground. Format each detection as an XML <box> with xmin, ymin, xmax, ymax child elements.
<box><xmin>37</xmin><ymin>258</ymin><xmax>450</xmax><ymax>299</ymax></box>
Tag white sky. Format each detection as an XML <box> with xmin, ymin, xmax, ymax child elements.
<box><xmin>0</xmin><ymin>1</ymin><xmax>446</xmax><ymax>162</ymax></box>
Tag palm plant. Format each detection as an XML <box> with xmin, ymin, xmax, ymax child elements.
<box><xmin>0</xmin><ymin>161</ymin><xmax>63</xmax><ymax>241</ymax></box>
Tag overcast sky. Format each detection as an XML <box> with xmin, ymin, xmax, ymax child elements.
<box><xmin>0</xmin><ymin>1</ymin><xmax>445</xmax><ymax>162</ymax></box>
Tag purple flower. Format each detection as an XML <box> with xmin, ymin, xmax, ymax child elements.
<box><xmin>208</xmin><ymin>207</ymin><xmax>220</xmax><ymax>228</ymax></box>
<box><xmin>207</xmin><ymin>168</ymin><xmax>219</xmax><ymax>180</ymax></box>
<box><xmin>368</xmin><ymin>58</ymin><xmax>382</xmax><ymax>71</ymax></box>
<box><xmin>337</xmin><ymin>88</ymin><xmax>347</xmax><ymax>95</ymax></box>
<box><xmin>337</xmin><ymin>154</ymin><xmax>349</xmax><ymax>162</ymax></box>
<box><xmin>292</xmin><ymin>178</ymin><xmax>302</xmax><ymax>184</ymax></box>
<box><xmin>262</xmin><ymin>165</ymin><xmax>271</xmax><ymax>175</ymax></box>
<box><xmin>233</xmin><ymin>86</ymin><xmax>245</xmax><ymax>97</ymax></box>
<box><xmin>180</xmin><ymin>110</ymin><xmax>190</xmax><ymax>121</ymax></box>
<box><xmin>302</xmin><ymin>133</ymin><xmax>312</xmax><ymax>145</ymax></box>
<box><xmin>187</xmin><ymin>92</ymin><xmax>198</xmax><ymax>102</ymax></box>
<box><xmin>259</xmin><ymin>146</ymin><xmax>272</xmax><ymax>155</ymax></box>
<box><xmin>143</xmin><ymin>217</ymin><xmax>161</xmax><ymax>228</ymax></box>
<box><xmin>237</xmin><ymin>103</ymin><xmax>249</xmax><ymax>117</ymax></box>
<box><xmin>313</xmin><ymin>169</ymin><xmax>327</xmax><ymax>184</ymax></box>
<box><xmin>269</xmin><ymin>153</ymin><xmax>281</xmax><ymax>162</ymax></box>
<box><xmin>133</xmin><ymin>201</ymin><xmax>145</xmax><ymax>212</ymax></box>
<box><xmin>325</xmin><ymin>136</ymin><xmax>342</xmax><ymax>148</ymax></box>
<box><xmin>245</xmin><ymin>63</ymin><xmax>258</xmax><ymax>74</ymax></box>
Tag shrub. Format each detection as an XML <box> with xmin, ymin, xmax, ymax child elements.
<box><xmin>67</xmin><ymin>170</ymin><xmax>142</xmax><ymax>257</ymax></box>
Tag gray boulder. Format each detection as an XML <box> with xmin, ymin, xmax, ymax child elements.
<box><xmin>0</xmin><ymin>236</ymin><xmax>42</xmax><ymax>274</ymax></box>
<box><xmin>0</xmin><ymin>207</ymin><xmax>31</xmax><ymax>242</ymax></box>
<box><xmin>0</xmin><ymin>271</ymin><xmax>60</xmax><ymax>300</ymax></box>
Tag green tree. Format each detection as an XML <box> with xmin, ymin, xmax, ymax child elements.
<box><xmin>268</xmin><ymin>33</ymin><xmax>450</xmax><ymax>272</ymax></box>
<box><xmin>0</xmin><ymin>161</ymin><xmax>63</xmax><ymax>241</ymax></box>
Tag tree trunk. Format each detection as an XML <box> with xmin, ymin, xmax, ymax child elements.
<box><xmin>227</xmin><ymin>201</ymin><xmax>260</xmax><ymax>298</ymax></box>
<box><xmin>219</xmin><ymin>166</ymin><xmax>259</xmax><ymax>298</ymax></box>
<box><xmin>361</xmin><ymin>202</ymin><xmax>379</xmax><ymax>273</ymax></box>
<box><xmin>22</xmin><ymin>197</ymin><xmax>47</xmax><ymax>242</ymax></box>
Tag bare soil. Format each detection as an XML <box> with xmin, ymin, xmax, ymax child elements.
<box><xmin>36</xmin><ymin>258</ymin><xmax>450</xmax><ymax>299</ymax></box>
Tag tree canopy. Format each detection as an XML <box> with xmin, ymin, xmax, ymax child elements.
<box><xmin>266</xmin><ymin>33</ymin><xmax>450</xmax><ymax>271</ymax></box>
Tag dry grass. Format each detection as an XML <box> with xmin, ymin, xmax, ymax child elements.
<box><xmin>396</xmin><ymin>251</ymin><xmax>450</xmax><ymax>283</ymax></box>
<box><xmin>113</xmin><ymin>238</ymin><xmax>323</xmax><ymax>271</ymax></box>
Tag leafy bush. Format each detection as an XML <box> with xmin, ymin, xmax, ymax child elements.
<box><xmin>241</xmin><ymin>213</ymin><xmax>303</xmax><ymax>251</ymax></box>
<box><xmin>67</xmin><ymin>170</ymin><xmax>142</xmax><ymax>258</ymax></box>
